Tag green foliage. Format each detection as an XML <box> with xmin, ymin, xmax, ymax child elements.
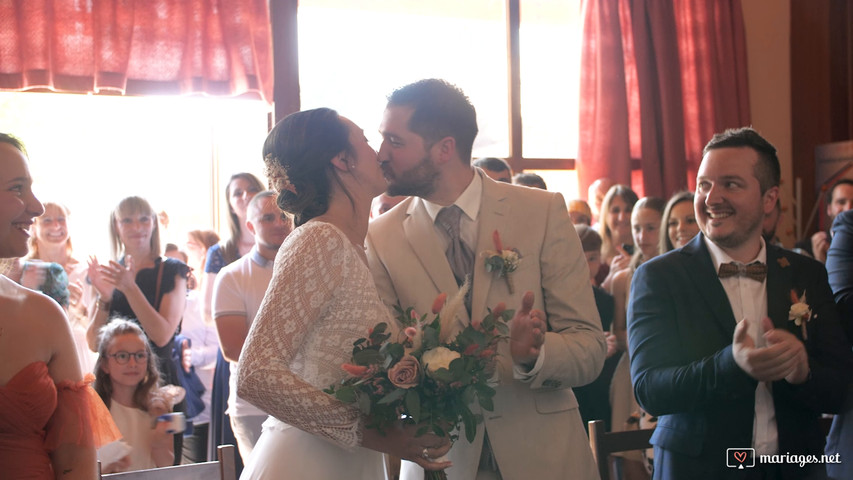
<box><xmin>326</xmin><ymin>296</ymin><xmax>512</xmax><ymax>449</ymax></box>
<box><xmin>484</xmin><ymin>256</ymin><xmax>505</xmax><ymax>274</ymax></box>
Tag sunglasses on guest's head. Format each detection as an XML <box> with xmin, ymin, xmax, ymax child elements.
<box><xmin>107</xmin><ymin>351</ymin><xmax>148</xmax><ymax>364</ymax></box>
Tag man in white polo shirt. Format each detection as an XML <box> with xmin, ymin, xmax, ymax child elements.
<box><xmin>212</xmin><ymin>190</ymin><xmax>292</xmax><ymax>463</ymax></box>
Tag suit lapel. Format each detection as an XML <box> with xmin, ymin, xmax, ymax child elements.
<box><xmin>471</xmin><ymin>173</ymin><xmax>508</xmax><ymax>325</ymax></box>
<box><xmin>682</xmin><ymin>235</ymin><xmax>739</xmax><ymax>338</ymax></box>
<box><xmin>766</xmin><ymin>246</ymin><xmax>795</xmax><ymax>332</ymax></box>
<box><xmin>402</xmin><ymin>198</ymin><xmax>466</xmax><ymax>317</ymax></box>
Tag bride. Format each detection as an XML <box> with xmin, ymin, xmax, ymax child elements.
<box><xmin>237</xmin><ymin>108</ymin><xmax>451</xmax><ymax>478</ymax></box>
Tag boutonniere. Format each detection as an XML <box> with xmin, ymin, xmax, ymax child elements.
<box><xmin>777</xmin><ymin>257</ymin><xmax>790</xmax><ymax>268</ymax></box>
<box><xmin>482</xmin><ymin>230</ymin><xmax>521</xmax><ymax>294</ymax></box>
<box><xmin>788</xmin><ymin>289</ymin><xmax>813</xmax><ymax>340</ymax></box>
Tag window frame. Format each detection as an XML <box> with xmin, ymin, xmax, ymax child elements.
<box><xmin>269</xmin><ymin>0</ymin><xmax>575</xmax><ymax>172</ymax></box>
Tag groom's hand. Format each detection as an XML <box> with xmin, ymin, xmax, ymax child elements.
<box><xmin>510</xmin><ymin>291</ymin><xmax>546</xmax><ymax>367</ymax></box>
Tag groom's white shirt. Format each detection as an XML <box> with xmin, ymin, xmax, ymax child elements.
<box><xmin>366</xmin><ymin>170</ymin><xmax>605</xmax><ymax>480</ymax></box>
<box><xmin>420</xmin><ymin>167</ymin><xmax>481</xmax><ymax>250</ymax></box>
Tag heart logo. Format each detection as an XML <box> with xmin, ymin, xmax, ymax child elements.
<box><xmin>734</xmin><ymin>451</ymin><xmax>747</xmax><ymax>464</ymax></box>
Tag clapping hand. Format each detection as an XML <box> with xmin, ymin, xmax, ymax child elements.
<box><xmin>19</xmin><ymin>262</ymin><xmax>46</xmax><ymax>290</ymax></box>
<box><xmin>510</xmin><ymin>291</ymin><xmax>547</xmax><ymax>367</ymax></box>
<box><xmin>732</xmin><ymin>317</ymin><xmax>809</xmax><ymax>384</ymax></box>
<box><xmin>67</xmin><ymin>279</ymin><xmax>83</xmax><ymax>307</ymax></box>
<box><xmin>610</xmin><ymin>244</ymin><xmax>632</xmax><ymax>274</ymax></box>
<box><xmin>88</xmin><ymin>256</ymin><xmax>115</xmax><ymax>299</ymax></box>
<box><xmin>100</xmin><ymin>255</ymin><xmax>139</xmax><ymax>293</ymax></box>
<box><xmin>811</xmin><ymin>231</ymin><xmax>830</xmax><ymax>264</ymax></box>
<box><xmin>604</xmin><ymin>331</ymin><xmax>619</xmax><ymax>358</ymax></box>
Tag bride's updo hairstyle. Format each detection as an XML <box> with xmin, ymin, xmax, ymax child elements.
<box><xmin>263</xmin><ymin>108</ymin><xmax>356</xmax><ymax>227</ymax></box>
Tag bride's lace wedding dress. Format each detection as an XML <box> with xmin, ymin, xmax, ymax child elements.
<box><xmin>238</xmin><ymin>221</ymin><xmax>391</xmax><ymax>479</ymax></box>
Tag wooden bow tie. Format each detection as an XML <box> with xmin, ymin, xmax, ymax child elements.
<box><xmin>718</xmin><ymin>261</ymin><xmax>767</xmax><ymax>282</ymax></box>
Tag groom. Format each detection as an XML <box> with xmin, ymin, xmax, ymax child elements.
<box><xmin>366</xmin><ymin>79</ymin><xmax>605</xmax><ymax>480</ymax></box>
<box><xmin>628</xmin><ymin>127</ymin><xmax>853</xmax><ymax>479</ymax></box>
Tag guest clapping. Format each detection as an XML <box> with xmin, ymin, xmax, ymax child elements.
<box><xmin>86</xmin><ymin>196</ymin><xmax>188</xmax><ymax>403</ymax></box>
<box><xmin>25</xmin><ymin>201</ymin><xmax>97</xmax><ymax>371</ymax></box>
<box><xmin>598</xmin><ymin>184</ymin><xmax>639</xmax><ymax>288</ymax></box>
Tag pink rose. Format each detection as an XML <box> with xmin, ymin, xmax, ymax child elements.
<box><xmin>387</xmin><ymin>355</ymin><xmax>422</xmax><ymax>389</ymax></box>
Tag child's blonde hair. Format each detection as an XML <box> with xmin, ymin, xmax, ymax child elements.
<box><xmin>94</xmin><ymin>319</ymin><xmax>162</xmax><ymax>411</ymax></box>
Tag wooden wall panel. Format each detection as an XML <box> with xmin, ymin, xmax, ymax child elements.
<box><xmin>790</xmin><ymin>0</ymin><xmax>853</xmax><ymax>234</ymax></box>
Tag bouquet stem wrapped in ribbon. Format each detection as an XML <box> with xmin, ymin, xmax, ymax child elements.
<box><xmin>325</xmin><ymin>282</ymin><xmax>512</xmax><ymax>480</ymax></box>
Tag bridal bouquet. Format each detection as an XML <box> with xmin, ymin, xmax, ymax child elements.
<box><xmin>325</xmin><ymin>284</ymin><xmax>511</xmax><ymax>479</ymax></box>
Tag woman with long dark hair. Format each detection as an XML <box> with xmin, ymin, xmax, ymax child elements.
<box><xmin>238</xmin><ymin>108</ymin><xmax>451</xmax><ymax>478</ymax></box>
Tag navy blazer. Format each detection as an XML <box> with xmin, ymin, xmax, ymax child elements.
<box><xmin>824</xmin><ymin>210</ymin><xmax>853</xmax><ymax>480</ymax></box>
<box><xmin>827</xmin><ymin>209</ymin><xmax>853</xmax><ymax>342</ymax></box>
<box><xmin>628</xmin><ymin>234</ymin><xmax>853</xmax><ymax>479</ymax></box>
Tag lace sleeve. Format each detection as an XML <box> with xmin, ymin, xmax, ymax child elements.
<box><xmin>237</xmin><ymin>223</ymin><xmax>363</xmax><ymax>449</ymax></box>
<box><xmin>44</xmin><ymin>374</ymin><xmax>122</xmax><ymax>452</ymax></box>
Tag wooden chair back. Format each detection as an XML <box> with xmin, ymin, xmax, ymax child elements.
<box><xmin>588</xmin><ymin>419</ymin><xmax>655</xmax><ymax>480</ymax></box>
<box><xmin>99</xmin><ymin>444</ymin><xmax>237</xmax><ymax>480</ymax></box>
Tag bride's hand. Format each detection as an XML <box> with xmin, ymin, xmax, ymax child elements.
<box><xmin>362</xmin><ymin>422</ymin><xmax>452</xmax><ymax>471</ymax></box>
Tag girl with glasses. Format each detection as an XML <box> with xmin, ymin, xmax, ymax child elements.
<box><xmin>94</xmin><ymin>319</ymin><xmax>184</xmax><ymax>473</ymax></box>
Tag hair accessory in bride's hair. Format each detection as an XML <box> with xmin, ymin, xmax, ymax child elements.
<box><xmin>264</xmin><ymin>153</ymin><xmax>298</xmax><ymax>195</ymax></box>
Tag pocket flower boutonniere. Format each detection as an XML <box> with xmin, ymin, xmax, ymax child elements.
<box><xmin>788</xmin><ymin>289</ymin><xmax>813</xmax><ymax>340</ymax></box>
<box><xmin>483</xmin><ymin>230</ymin><xmax>521</xmax><ymax>294</ymax></box>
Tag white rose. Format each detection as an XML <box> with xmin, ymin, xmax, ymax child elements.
<box><xmin>788</xmin><ymin>303</ymin><xmax>810</xmax><ymax>320</ymax></box>
<box><xmin>421</xmin><ymin>347</ymin><xmax>461</xmax><ymax>375</ymax></box>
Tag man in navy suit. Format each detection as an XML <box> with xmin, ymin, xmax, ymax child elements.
<box><xmin>628</xmin><ymin>127</ymin><xmax>853</xmax><ymax>479</ymax></box>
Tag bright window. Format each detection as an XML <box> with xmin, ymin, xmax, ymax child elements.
<box><xmin>0</xmin><ymin>92</ymin><xmax>270</xmax><ymax>258</ymax></box>
<box><xmin>520</xmin><ymin>1</ymin><xmax>581</xmax><ymax>159</ymax></box>
<box><xmin>297</xmin><ymin>0</ymin><xmax>581</xmax><ymax>199</ymax></box>
<box><xmin>298</xmin><ymin>0</ymin><xmax>507</xmax><ymax>156</ymax></box>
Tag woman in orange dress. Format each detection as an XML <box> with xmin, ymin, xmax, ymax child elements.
<box><xmin>0</xmin><ymin>133</ymin><xmax>119</xmax><ymax>479</ymax></box>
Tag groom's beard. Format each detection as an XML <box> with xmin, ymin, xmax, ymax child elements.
<box><xmin>384</xmin><ymin>154</ymin><xmax>439</xmax><ymax>198</ymax></box>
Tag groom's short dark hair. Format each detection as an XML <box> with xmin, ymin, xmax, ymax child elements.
<box><xmin>387</xmin><ymin>79</ymin><xmax>478</xmax><ymax>164</ymax></box>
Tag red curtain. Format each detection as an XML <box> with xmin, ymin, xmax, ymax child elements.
<box><xmin>0</xmin><ymin>0</ymin><xmax>273</xmax><ymax>103</ymax></box>
<box><xmin>578</xmin><ymin>0</ymin><xmax>750</xmax><ymax>199</ymax></box>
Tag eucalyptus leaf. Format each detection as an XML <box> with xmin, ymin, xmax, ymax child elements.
<box><xmin>377</xmin><ymin>388</ymin><xmax>406</xmax><ymax>405</ymax></box>
<box><xmin>353</xmin><ymin>349</ymin><xmax>384</xmax><ymax>365</ymax></box>
<box><xmin>461</xmin><ymin>406</ymin><xmax>477</xmax><ymax>443</ymax></box>
<box><xmin>405</xmin><ymin>389</ymin><xmax>421</xmax><ymax>423</ymax></box>
<box><xmin>478</xmin><ymin>394</ymin><xmax>494</xmax><ymax>411</ymax></box>
<box><xmin>336</xmin><ymin>386</ymin><xmax>356</xmax><ymax>403</ymax></box>
<box><xmin>430</xmin><ymin>368</ymin><xmax>454</xmax><ymax>383</ymax></box>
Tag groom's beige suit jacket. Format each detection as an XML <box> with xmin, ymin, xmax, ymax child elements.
<box><xmin>366</xmin><ymin>170</ymin><xmax>605</xmax><ymax>480</ymax></box>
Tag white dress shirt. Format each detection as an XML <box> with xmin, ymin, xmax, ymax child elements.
<box><xmin>422</xmin><ymin>171</ymin><xmax>482</xmax><ymax>250</ymax></box>
<box><xmin>704</xmin><ymin>236</ymin><xmax>778</xmax><ymax>455</ymax></box>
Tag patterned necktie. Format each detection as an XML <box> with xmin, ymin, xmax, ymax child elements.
<box><xmin>718</xmin><ymin>261</ymin><xmax>767</xmax><ymax>282</ymax></box>
<box><xmin>435</xmin><ymin>205</ymin><xmax>474</xmax><ymax>287</ymax></box>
